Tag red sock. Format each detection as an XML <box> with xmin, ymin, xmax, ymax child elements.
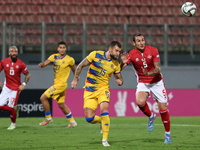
<box><xmin>159</xmin><ymin>109</ymin><xmax>170</xmax><ymax>132</ymax></box>
<box><xmin>138</xmin><ymin>102</ymin><xmax>152</xmax><ymax>117</ymax></box>
<box><xmin>1</xmin><ymin>105</ymin><xmax>16</xmax><ymax>123</ymax></box>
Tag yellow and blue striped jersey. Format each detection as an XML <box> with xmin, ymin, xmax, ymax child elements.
<box><xmin>48</xmin><ymin>53</ymin><xmax>75</xmax><ymax>85</ymax></box>
<box><xmin>84</xmin><ymin>50</ymin><xmax>121</xmax><ymax>92</ymax></box>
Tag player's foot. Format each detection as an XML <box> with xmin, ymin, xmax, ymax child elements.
<box><xmin>15</xmin><ymin>105</ymin><xmax>21</xmax><ymax>118</ymax></box>
<box><xmin>67</xmin><ymin>121</ymin><xmax>77</xmax><ymax>128</ymax></box>
<box><xmin>7</xmin><ymin>124</ymin><xmax>16</xmax><ymax>130</ymax></box>
<box><xmin>148</xmin><ymin>112</ymin><xmax>156</xmax><ymax>132</ymax></box>
<box><xmin>164</xmin><ymin>133</ymin><xmax>171</xmax><ymax>143</ymax></box>
<box><xmin>102</xmin><ymin>140</ymin><xmax>110</xmax><ymax>146</ymax></box>
<box><xmin>99</xmin><ymin>124</ymin><xmax>103</xmax><ymax>134</ymax></box>
<box><xmin>39</xmin><ymin>119</ymin><xmax>53</xmax><ymax>126</ymax></box>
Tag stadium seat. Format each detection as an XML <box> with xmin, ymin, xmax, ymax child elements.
<box><xmin>0</xmin><ymin>15</ymin><xmax>9</xmax><ymax>22</ymax></box>
<box><xmin>31</xmin><ymin>37</ymin><xmax>41</xmax><ymax>45</ymax></box>
<box><xmin>86</xmin><ymin>6</ymin><xmax>98</xmax><ymax>15</ymax></box>
<box><xmin>107</xmin><ymin>16</ymin><xmax>118</xmax><ymax>23</ymax></box>
<box><xmin>21</xmin><ymin>5</ymin><xmax>32</xmax><ymax>15</ymax></box>
<box><xmin>151</xmin><ymin>0</ymin><xmax>163</xmax><ymax>6</ymax></box>
<box><xmin>193</xmin><ymin>27</ymin><xmax>200</xmax><ymax>36</ymax></box>
<box><xmin>119</xmin><ymin>6</ymin><xmax>130</xmax><ymax>16</ymax></box>
<box><xmin>85</xmin><ymin>16</ymin><xmax>96</xmax><ymax>23</ymax></box>
<box><xmin>87</xmin><ymin>26</ymin><xmax>97</xmax><ymax>35</ymax></box>
<box><xmin>118</xmin><ymin>16</ymin><xmax>129</xmax><ymax>24</ymax></box>
<box><xmin>161</xmin><ymin>7</ymin><xmax>173</xmax><ymax>16</ymax></box>
<box><xmin>65</xmin><ymin>6</ymin><xmax>76</xmax><ymax>15</ymax></box>
<box><xmin>87</xmin><ymin>0</ymin><xmax>98</xmax><ymax>6</ymax></box>
<box><xmin>129</xmin><ymin>6</ymin><xmax>140</xmax><ymax>16</ymax></box>
<box><xmin>95</xmin><ymin>26</ymin><xmax>107</xmax><ymax>35</ymax></box>
<box><xmin>182</xmin><ymin>17</ymin><xmax>196</xmax><ymax>24</ymax></box>
<box><xmin>152</xmin><ymin>37</ymin><xmax>164</xmax><ymax>45</ymax></box>
<box><xmin>130</xmin><ymin>0</ymin><xmax>141</xmax><ymax>6</ymax></box>
<box><xmin>96</xmin><ymin>16</ymin><xmax>107</xmax><ymax>23</ymax></box>
<box><xmin>181</xmin><ymin>27</ymin><xmax>191</xmax><ymax>36</ymax></box>
<box><xmin>75</xmin><ymin>0</ymin><xmax>87</xmax><ymax>5</ymax></box>
<box><xmin>40</xmin><ymin>15</ymin><xmax>52</xmax><ymax>23</ymax></box>
<box><xmin>171</xmin><ymin>17</ymin><xmax>183</xmax><ymax>24</ymax></box>
<box><xmin>162</xmin><ymin>0</ymin><xmax>174</xmax><ymax>7</ymax></box>
<box><xmin>109</xmin><ymin>25</ymin><xmax>123</xmax><ymax>35</ymax></box>
<box><xmin>140</xmin><ymin>7</ymin><xmax>151</xmax><ymax>16</ymax></box>
<box><xmin>31</xmin><ymin>5</ymin><xmax>43</xmax><ymax>14</ymax></box>
<box><xmin>109</xmin><ymin>0</ymin><xmax>121</xmax><ymax>6</ymax></box>
<box><xmin>66</xmin><ymin>37</ymin><xmax>75</xmax><ymax>45</ymax></box>
<box><xmin>30</xmin><ymin>15</ymin><xmax>42</xmax><ymax>22</ymax></box>
<box><xmin>0</xmin><ymin>5</ymin><xmax>11</xmax><ymax>14</ymax></box>
<box><xmin>74</xmin><ymin>15</ymin><xmax>85</xmax><ymax>23</ymax></box>
<box><xmin>9</xmin><ymin>14</ymin><xmax>20</xmax><ymax>22</ymax></box>
<box><xmin>14</xmin><ymin>0</ymin><xmax>29</xmax><ymax>4</ymax></box>
<box><xmin>193</xmin><ymin>38</ymin><xmax>200</xmax><ymax>45</ymax></box>
<box><xmin>129</xmin><ymin>16</ymin><xmax>140</xmax><ymax>24</ymax></box>
<box><xmin>171</xmin><ymin>0</ymin><xmax>183</xmax><ymax>7</ymax></box>
<box><xmin>23</xmin><ymin>37</ymin><xmax>31</xmax><ymax>44</ymax></box>
<box><xmin>140</xmin><ymin>16</ymin><xmax>151</xmax><ymax>24</ymax></box>
<box><xmin>139</xmin><ymin>26</ymin><xmax>149</xmax><ymax>35</ymax></box>
<box><xmin>54</xmin><ymin>0</ymin><xmax>66</xmax><ymax>5</ymax></box>
<box><xmin>97</xmin><ymin>6</ymin><xmax>108</xmax><ymax>16</ymax></box>
<box><xmin>172</xmin><ymin>7</ymin><xmax>183</xmax><ymax>16</ymax></box>
<box><xmin>119</xmin><ymin>0</ymin><xmax>131</xmax><ymax>6</ymax></box>
<box><xmin>53</xmin><ymin>15</ymin><xmax>65</xmax><ymax>23</ymax></box>
<box><xmin>53</xmin><ymin>5</ymin><xmax>65</xmax><ymax>15</ymax></box>
<box><xmin>10</xmin><ymin>5</ymin><xmax>22</xmax><ymax>14</ymax></box>
<box><xmin>43</xmin><ymin>0</ymin><xmax>55</xmax><ymax>5</ymax></box>
<box><xmin>20</xmin><ymin>14</ymin><xmax>32</xmax><ymax>22</ymax></box>
<box><xmin>65</xmin><ymin>15</ymin><xmax>75</xmax><ymax>23</ymax></box>
<box><xmin>96</xmin><ymin>37</ymin><xmax>107</xmax><ymax>45</ymax></box>
<box><xmin>75</xmin><ymin>6</ymin><xmax>87</xmax><ymax>15</ymax></box>
<box><xmin>128</xmin><ymin>26</ymin><xmax>140</xmax><ymax>36</ymax></box>
<box><xmin>182</xmin><ymin>38</ymin><xmax>191</xmax><ymax>46</ymax></box>
<box><xmin>140</xmin><ymin>0</ymin><xmax>152</xmax><ymax>6</ymax></box>
<box><xmin>65</xmin><ymin>0</ymin><xmax>77</xmax><ymax>5</ymax></box>
<box><xmin>98</xmin><ymin>0</ymin><xmax>109</xmax><ymax>6</ymax></box>
<box><xmin>150</xmin><ymin>16</ymin><xmax>163</xmax><ymax>24</ymax></box>
<box><xmin>163</xmin><ymin>17</ymin><xmax>172</xmax><ymax>24</ymax></box>
<box><xmin>170</xmin><ymin>37</ymin><xmax>182</xmax><ymax>45</ymax></box>
<box><xmin>32</xmin><ymin>0</ymin><xmax>44</xmax><ymax>5</ymax></box>
<box><xmin>74</xmin><ymin>37</ymin><xmax>83</xmax><ymax>45</ymax></box>
<box><xmin>151</xmin><ymin>7</ymin><xmax>162</xmax><ymax>16</ymax></box>
<box><xmin>87</xmin><ymin>37</ymin><xmax>97</xmax><ymax>45</ymax></box>
<box><xmin>42</xmin><ymin>5</ymin><xmax>54</xmax><ymax>15</ymax></box>
<box><xmin>108</xmin><ymin>6</ymin><xmax>119</xmax><ymax>16</ymax></box>
<box><xmin>151</xmin><ymin>27</ymin><xmax>164</xmax><ymax>36</ymax></box>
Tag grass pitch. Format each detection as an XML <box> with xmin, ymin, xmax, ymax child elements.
<box><xmin>0</xmin><ymin>117</ymin><xmax>200</xmax><ymax>150</ymax></box>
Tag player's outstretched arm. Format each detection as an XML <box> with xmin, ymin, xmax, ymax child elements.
<box><xmin>71</xmin><ymin>58</ymin><xmax>90</xmax><ymax>89</ymax></box>
<box><xmin>19</xmin><ymin>72</ymin><xmax>31</xmax><ymax>91</ymax></box>
<box><xmin>120</xmin><ymin>52</ymin><xmax>129</xmax><ymax>71</ymax></box>
<box><xmin>38</xmin><ymin>59</ymin><xmax>51</xmax><ymax>68</ymax></box>
<box><xmin>114</xmin><ymin>73</ymin><xmax>124</xmax><ymax>86</ymax></box>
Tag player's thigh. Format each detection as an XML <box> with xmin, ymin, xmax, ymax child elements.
<box><xmin>136</xmin><ymin>83</ymin><xmax>150</xmax><ymax>104</ymax></box>
<box><xmin>98</xmin><ymin>89</ymin><xmax>110</xmax><ymax>105</ymax></box>
<box><xmin>56</xmin><ymin>90</ymin><xmax>66</xmax><ymax>103</ymax></box>
<box><xmin>151</xmin><ymin>80</ymin><xmax>167</xmax><ymax>103</ymax></box>
<box><xmin>83</xmin><ymin>91</ymin><xmax>98</xmax><ymax>111</ymax></box>
<box><xmin>7</xmin><ymin>90</ymin><xmax>20</xmax><ymax>108</ymax></box>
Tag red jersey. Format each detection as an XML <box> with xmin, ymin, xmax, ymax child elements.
<box><xmin>127</xmin><ymin>46</ymin><xmax>162</xmax><ymax>84</ymax></box>
<box><xmin>0</xmin><ymin>57</ymin><xmax>28</xmax><ymax>90</ymax></box>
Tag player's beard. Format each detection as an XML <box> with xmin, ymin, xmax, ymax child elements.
<box><xmin>10</xmin><ymin>55</ymin><xmax>17</xmax><ymax>62</ymax></box>
<box><xmin>110</xmin><ymin>54</ymin><xmax>118</xmax><ymax>60</ymax></box>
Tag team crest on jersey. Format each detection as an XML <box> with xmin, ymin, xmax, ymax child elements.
<box><xmin>62</xmin><ymin>61</ymin><xmax>65</xmax><ymax>64</ymax></box>
<box><xmin>147</xmin><ymin>55</ymin><xmax>152</xmax><ymax>59</ymax></box>
<box><xmin>6</xmin><ymin>64</ymin><xmax>9</xmax><ymax>67</ymax></box>
<box><xmin>110</xmin><ymin>64</ymin><xmax>114</xmax><ymax>69</ymax></box>
<box><xmin>10</xmin><ymin>67</ymin><xmax>14</xmax><ymax>70</ymax></box>
<box><xmin>142</xmin><ymin>58</ymin><xmax>145</xmax><ymax>61</ymax></box>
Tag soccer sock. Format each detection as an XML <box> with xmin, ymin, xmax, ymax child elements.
<box><xmin>66</xmin><ymin>112</ymin><xmax>75</xmax><ymax>123</ymax></box>
<box><xmin>45</xmin><ymin>110</ymin><xmax>52</xmax><ymax>120</ymax></box>
<box><xmin>91</xmin><ymin>115</ymin><xmax>101</xmax><ymax>124</ymax></box>
<box><xmin>1</xmin><ymin>105</ymin><xmax>16</xmax><ymax>123</ymax></box>
<box><xmin>138</xmin><ymin>102</ymin><xmax>152</xmax><ymax>117</ymax></box>
<box><xmin>159</xmin><ymin>109</ymin><xmax>170</xmax><ymax>132</ymax></box>
<box><xmin>101</xmin><ymin>112</ymin><xmax>110</xmax><ymax>140</ymax></box>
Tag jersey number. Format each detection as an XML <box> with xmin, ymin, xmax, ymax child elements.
<box><xmin>100</xmin><ymin>69</ymin><xmax>106</xmax><ymax>76</ymax></box>
<box><xmin>10</xmin><ymin>69</ymin><xmax>15</xmax><ymax>75</ymax></box>
<box><xmin>143</xmin><ymin>61</ymin><xmax>148</xmax><ymax>68</ymax></box>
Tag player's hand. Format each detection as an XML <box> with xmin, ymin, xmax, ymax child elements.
<box><xmin>115</xmin><ymin>79</ymin><xmax>123</xmax><ymax>86</ymax></box>
<box><xmin>71</xmin><ymin>79</ymin><xmax>78</xmax><ymax>89</ymax></box>
<box><xmin>18</xmin><ymin>84</ymin><xmax>25</xmax><ymax>91</ymax></box>
<box><xmin>0</xmin><ymin>82</ymin><xmax>2</xmax><ymax>89</ymax></box>
<box><xmin>120</xmin><ymin>52</ymin><xmax>129</xmax><ymax>64</ymax></box>
<box><xmin>141</xmin><ymin>67</ymin><xmax>149</xmax><ymax>76</ymax></box>
<box><xmin>38</xmin><ymin>63</ymin><xmax>43</xmax><ymax>68</ymax></box>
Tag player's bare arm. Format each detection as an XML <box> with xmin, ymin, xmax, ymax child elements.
<box><xmin>38</xmin><ymin>59</ymin><xmax>51</xmax><ymax>68</ymax></box>
<box><xmin>70</xmin><ymin>64</ymin><xmax>76</xmax><ymax>75</ymax></box>
<box><xmin>114</xmin><ymin>73</ymin><xmax>124</xmax><ymax>86</ymax></box>
<box><xmin>120</xmin><ymin>52</ymin><xmax>129</xmax><ymax>71</ymax></box>
<box><xmin>71</xmin><ymin>58</ymin><xmax>90</xmax><ymax>89</ymax></box>
<box><xmin>19</xmin><ymin>72</ymin><xmax>31</xmax><ymax>91</ymax></box>
<box><xmin>142</xmin><ymin>61</ymin><xmax>161</xmax><ymax>76</ymax></box>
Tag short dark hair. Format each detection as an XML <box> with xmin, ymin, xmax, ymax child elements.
<box><xmin>58</xmin><ymin>41</ymin><xmax>66</xmax><ymax>47</ymax></box>
<box><xmin>109</xmin><ymin>41</ymin><xmax>121</xmax><ymax>48</ymax></box>
<box><xmin>133</xmin><ymin>33</ymin><xmax>142</xmax><ymax>42</ymax></box>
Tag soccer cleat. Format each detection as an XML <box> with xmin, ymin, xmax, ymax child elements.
<box><xmin>39</xmin><ymin>119</ymin><xmax>53</xmax><ymax>126</ymax></box>
<box><xmin>7</xmin><ymin>124</ymin><xmax>16</xmax><ymax>130</ymax></box>
<box><xmin>164</xmin><ymin>134</ymin><xmax>171</xmax><ymax>143</ymax></box>
<box><xmin>67</xmin><ymin>121</ymin><xmax>77</xmax><ymax>128</ymax></box>
<box><xmin>15</xmin><ymin>105</ymin><xmax>21</xmax><ymax>118</ymax></box>
<box><xmin>102</xmin><ymin>140</ymin><xmax>110</xmax><ymax>146</ymax></box>
<box><xmin>99</xmin><ymin>124</ymin><xmax>103</xmax><ymax>134</ymax></box>
<box><xmin>148</xmin><ymin>112</ymin><xmax>156</xmax><ymax>132</ymax></box>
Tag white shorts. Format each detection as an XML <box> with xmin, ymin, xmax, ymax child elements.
<box><xmin>0</xmin><ymin>85</ymin><xmax>20</xmax><ymax>108</ymax></box>
<box><xmin>136</xmin><ymin>80</ymin><xmax>168</xmax><ymax>103</ymax></box>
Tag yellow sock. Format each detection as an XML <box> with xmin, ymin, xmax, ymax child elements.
<box><xmin>101</xmin><ymin>112</ymin><xmax>110</xmax><ymax>140</ymax></box>
<box><xmin>91</xmin><ymin>115</ymin><xmax>101</xmax><ymax>124</ymax></box>
<box><xmin>66</xmin><ymin>112</ymin><xmax>75</xmax><ymax>123</ymax></box>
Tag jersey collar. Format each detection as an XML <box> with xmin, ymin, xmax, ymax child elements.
<box><xmin>104</xmin><ymin>51</ymin><xmax>112</xmax><ymax>62</ymax></box>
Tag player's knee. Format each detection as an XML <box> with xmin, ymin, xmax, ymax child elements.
<box><xmin>85</xmin><ymin>116</ymin><xmax>94</xmax><ymax>123</ymax></box>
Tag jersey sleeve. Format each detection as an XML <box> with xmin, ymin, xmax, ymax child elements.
<box><xmin>114</xmin><ymin>62</ymin><xmax>121</xmax><ymax>74</ymax></box>
<box><xmin>127</xmin><ymin>53</ymin><xmax>132</xmax><ymax>65</ymax></box>
<box><xmin>69</xmin><ymin>57</ymin><xmax>75</xmax><ymax>66</ymax></box>
<box><xmin>86</xmin><ymin>51</ymin><xmax>96</xmax><ymax>63</ymax></box>
<box><xmin>48</xmin><ymin>54</ymin><xmax>55</xmax><ymax>62</ymax></box>
<box><xmin>153</xmin><ymin>48</ymin><xmax>160</xmax><ymax>63</ymax></box>
<box><xmin>21</xmin><ymin>62</ymin><xmax>28</xmax><ymax>74</ymax></box>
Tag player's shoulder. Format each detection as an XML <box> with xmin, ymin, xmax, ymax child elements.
<box><xmin>92</xmin><ymin>50</ymin><xmax>104</xmax><ymax>55</ymax></box>
<box><xmin>65</xmin><ymin>54</ymin><xmax>74</xmax><ymax>60</ymax></box>
<box><xmin>112</xmin><ymin>59</ymin><xmax>120</xmax><ymax>66</ymax></box>
<box><xmin>129</xmin><ymin>48</ymin><xmax>137</xmax><ymax>55</ymax></box>
<box><xmin>146</xmin><ymin>45</ymin><xmax>158</xmax><ymax>51</ymax></box>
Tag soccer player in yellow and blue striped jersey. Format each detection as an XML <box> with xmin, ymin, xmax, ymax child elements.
<box><xmin>38</xmin><ymin>41</ymin><xmax>77</xmax><ymax>128</ymax></box>
<box><xmin>71</xmin><ymin>41</ymin><xmax>124</xmax><ymax>146</ymax></box>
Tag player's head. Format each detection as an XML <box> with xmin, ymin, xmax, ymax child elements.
<box><xmin>133</xmin><ymin>33</ymin><xmax>145</xmax><ymax>51</ymax></box>
<box><xmin>108</xmin><ymin>41</ymin><xmax>121</xmax><ymax>60</ymax></box>
<box><xmin>9</xmin><ymin>46</ymin><xmax>18</xmax><ymax>62</ymax></box>
<box><xmin>57</xmin><ymin>41</ymin><xmax>67</xmax><ymax>55</ymax></box>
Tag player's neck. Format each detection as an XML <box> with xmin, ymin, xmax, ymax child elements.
<box><xmin>105</xmin><ymin>51</ymin><xmax>111</xmax><ymax>60</ymax></box>
<box><xmin>59</xmin><ymin>53</ymin><xmax>65</xmax><ymax>58</ymax></box>
<box><xmin>136</xmin><ymin>48</ymin><xmax>144</xmax><ymax>53</ymax></box>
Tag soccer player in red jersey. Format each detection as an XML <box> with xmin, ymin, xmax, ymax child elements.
<box><xmin>120</xmin><ymin>34</ymin><xmax>171</xmax><ymax>143</ymax></box>
<box><xmin>0</xmin><ymin>46</ymin><xmax>30</xmax><ymax>130</ymax></box>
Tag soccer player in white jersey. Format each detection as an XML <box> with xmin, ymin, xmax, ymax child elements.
<box><xmin>120</xmin><ymin>34</ymin><xmax>171</xmax><ymax>143</ymax></box>
<box><xmin>0</xmin><ymin>46</ymin><xmax>31</xmax><ymax>130</ymax></box>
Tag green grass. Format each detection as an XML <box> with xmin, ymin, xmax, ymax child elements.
<box><xmin>0</xmin><ymin>117</ymin><xmax>200</xmax><ymax>150</ymax></box>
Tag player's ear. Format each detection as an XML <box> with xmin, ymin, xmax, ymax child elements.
<box><xmin>133</xmin><ymin>42</ymin><xmax>135</xmax><ymax>46</ymax></box>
